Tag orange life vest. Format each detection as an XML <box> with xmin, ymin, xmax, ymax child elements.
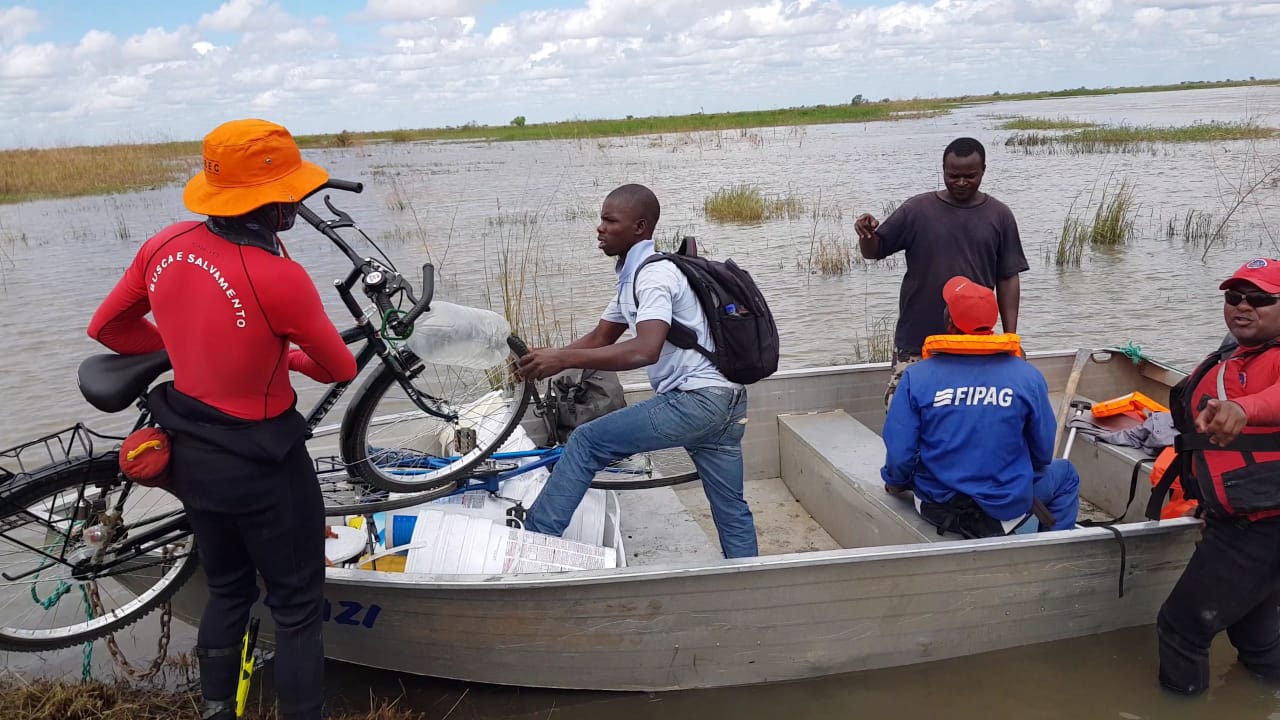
<box><xmin>921</xmin><ymin>333</ymin><xmax>1023</xmax><ymax>359</ymax></box>
<box><xmin>1148</xmin><ymin>446</ymin><xmax>1197</xmax><ymax>519</ymax></box>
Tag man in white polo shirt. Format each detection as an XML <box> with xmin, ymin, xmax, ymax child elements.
<box><xmin>516</xmin><ymin>184</ymin><xmax>758</xmax><ymax>558</ymax></box>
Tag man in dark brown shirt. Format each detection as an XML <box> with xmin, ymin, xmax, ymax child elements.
<box><xmin>855</xmin><ymin>137</ymin><xmax>1029</xmax><ymax>408</ymax></box>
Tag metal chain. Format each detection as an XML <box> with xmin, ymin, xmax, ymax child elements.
<box><xmin>84</xmin><ymin>545</ymin><xmax>176</xmax><ymax>683</ymax></box>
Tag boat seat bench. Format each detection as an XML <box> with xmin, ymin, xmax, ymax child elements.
<box><xmin>1063</xmin><ymin>396</ymin><xmax>1160</xmax><ymax>523</ymax></box>
<box><xmin>778</xmin><ymin>410</ymin><xmax>941</xmax><ymax>548</ymax></box>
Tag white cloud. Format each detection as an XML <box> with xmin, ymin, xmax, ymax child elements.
<box><xmin>364</xmin><ymin>0</ymin><xmax>488</xmax><ymax>20</ymax></box>
<box><xmin>0</xmin><ymin>42</ymin><xmax>59</xmax><ymax>79</ymax></box>
<box><xmin>199</xmin><ymin>0</ymin><xmax>270</xmax><ymax>32</ymax></box>
<box><xmin>0</xmin><ymin>0</ymin><xmax>1278</xmax><ymax>147</ymax></box>
<box><xmin>0</xmin><ymin>6</ymin><xmax>41</xmax><ymax>47</ymax></box>
<box><xmin>74</xmin><ymin>30</ymin><xmax>118</xmax><ymax>59</ymax></box>
<box><xmin>121</xmin><ymin>27</ymin><xmax>198</xmax><ymax>63</ymax></box>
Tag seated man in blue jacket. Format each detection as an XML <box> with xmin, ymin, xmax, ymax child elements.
<box><xmin>880</xmin><ymin>276</ymin><xmax>1080</xmax><ymax>537</ymax></box>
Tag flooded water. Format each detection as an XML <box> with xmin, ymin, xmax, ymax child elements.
<box><xmin>2</xmin><ymin>85</ymin><xmax>1280</xmax><ymax>716</ymax></box>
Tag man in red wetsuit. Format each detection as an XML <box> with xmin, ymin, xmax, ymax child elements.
<box><xmin>88</xmin><ymin>119</ymin><xmax>356</xmax><ymax>720</ymax></box>
<box><xmin>1156</xmin><ymin>258</ymin><xmax>1280</xmax><ymax>696</ymax></box>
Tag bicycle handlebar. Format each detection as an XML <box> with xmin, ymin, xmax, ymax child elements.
<box><xmin>401</xmin><ymin>264</ymin><xmax>435</xmax><ymax>328</ymax></box>
<box><xmin>295</xmin><ymin>178</ymin><xmax>439</xmax><ymax>338</ymax></box>
<box><xmin>307</xmin><ymin>178</ymin><xmax>363</xmax><ymax>198</ymax></box>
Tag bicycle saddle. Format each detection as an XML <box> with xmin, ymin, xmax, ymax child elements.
<box><xmin>78</xmin><ymin>351</ymin><xmax>172</xmax><ymax>413</ymax></box>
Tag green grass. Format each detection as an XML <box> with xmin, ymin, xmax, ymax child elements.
<box><xmin>1087</xmin><ymin>178</ymin><xmax>1138</xmax><ymax>247</ymax></box>
<box><xmin>4</xmin><ymin>77</ymin><xmax>1278</xmax><ymax>204</ymax></box>
<box><xmin>703</xmin><ymin>185</ymin><xmax>806</xmax><ymax>223</ymax></box>
<box><xmin>294</xmin><ymin>100</ymin><xmax>947</xmax><ymax>148</ymax></box>
<box><xmin>999</xmin><ymin>116</ymin><xmax>1097</xmax><ymax>131</ymax></box>
<box><xmin>1052</xmin><ymin>177</ymin><xmax>1140</xmax><ymax>266</ymax></box>
<box><xmin>1008</xmin><ymin>121</ymin><xmax>1278</xmax><ymax>153</ymax></box>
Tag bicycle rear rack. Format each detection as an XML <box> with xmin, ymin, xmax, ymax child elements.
<box><xmin>3</xmin><ymin>425</ymin><xmax>110</xmax><ymax>481</ymax></box>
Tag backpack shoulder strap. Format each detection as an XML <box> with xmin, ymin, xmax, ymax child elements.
<box><xmin>630</xmin><ymin>253</ymin><xmax>711</xmax><ymax>357</ymax></box>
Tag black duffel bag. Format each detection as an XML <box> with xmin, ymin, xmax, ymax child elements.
<box><xmin>541</xmin><ymin>369</ymin><xmax>627</xmax><ymax>445</ymax></box>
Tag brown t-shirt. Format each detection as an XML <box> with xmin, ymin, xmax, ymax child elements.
<box><xmin>875</xmin><ymin>191</ymin><xmax>1028</xmax><ymax>355</ymax></box>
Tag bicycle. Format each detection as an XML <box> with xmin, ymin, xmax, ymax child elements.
<box><xmin>0</xmin><ymin>179</ymin><xmax>696</xmax><ymax>653</ymax></box>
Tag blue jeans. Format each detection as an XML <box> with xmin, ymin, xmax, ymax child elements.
<box><xmin>1035</xmin><ymin>458</ymin><xmax>1081</xmax><ymax>531</ymax></box>
<box><xmin>524</xmin><ymin>385</ymin><xmax>758</xmax><ymax>558</ymax></box>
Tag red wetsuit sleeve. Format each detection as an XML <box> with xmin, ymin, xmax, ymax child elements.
<box><xmin>1232</xmin><ymin>365</ymin><xmax>1280</xmax><ymax>424</ymax></box>
<box><xmin>87</xmin><ymin>245</ymin><xmax>165</xmax><ymax>354</ymax></box>
<box><xmin>267</xmin><ymin>263</ymin><xmax>357</xmax><ymax>384</ymax></box>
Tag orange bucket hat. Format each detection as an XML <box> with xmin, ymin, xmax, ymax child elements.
<box><xmin>183</xmin><ymin>118</ymin><xmax>328</xmax><ymax>217</ymax></box>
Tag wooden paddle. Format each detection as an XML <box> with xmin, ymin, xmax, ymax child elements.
<box><xmin>1054</xmin><ymin>348</ymin><xmax>1091</xmax><ymax>457</ymax></box>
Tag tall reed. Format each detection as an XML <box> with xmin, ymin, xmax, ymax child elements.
<box><xmin>1051</xmin><ymin>177</ymin><xmax>1139</xmax><ymax>266</ymax></box>
<box><xmin>1166</xmin><ymin>209</ymin><xmax>1219</xmax><ymax>247</ymax></box>
<box><xmin>1087</xmin><ymin>179</ymin><xmax>1138</xmax><ymax>247</ymax></box>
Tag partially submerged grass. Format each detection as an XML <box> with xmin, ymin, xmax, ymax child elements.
<box><xmin>806</xmin><ymin>235</ymin><xmax>856</xmax><ymax>275</ymax></box>
<box><xmin>999</xmin><ymin>116</ymin><xmax>1096</xmax><ymax>131</ymax></box>
<box><xmin>1053</xmin><ymin>216</ymin><xmax>1088</xmax><ymax>267</ymax></box>
<box><xmin>1087</xmin><ymin>179</ymin><xmax>1139</xmax><ymax>247</ymax></box>
<box><xmin>483</xmin><ymin>213</ymin><xmax>574</xmax><ymax>348</ymax></box>
<box><xmin>1008</xmin><ymin>121</ymin><xmax>1277</xmax><ymax>153</ymax></box>
<box><xmin>704</xmin><ymin>185</ymin><xmax>805</xmax><ymax>223</ymax></box>
<box><xmin>1052</xmin><ymin>177</ymin><xmax>1140</xmax><ymax>266</ymax></box>
<box><xmin>0</xmin><ymin>677</ymin><xmax>424</xmax><ymax>720</ymax></box>
<box><xmin>0</xmin><ymin>141</ymin><xmax>199</xmax><ymax>204</ymax></box>
<box><xmin>1166</xmin><ymin>209</ymin><xmax>1220</xmax><ymax>247</ymax></box>
<box><xmin>827</xmin><ymin>317</ymin><xmax>896</xmax><ymax>364</ymax></box>
<box><xmin>486</xmin><ymin>210</ymin><xmax>541</xmax><ymax>228</ymax></box>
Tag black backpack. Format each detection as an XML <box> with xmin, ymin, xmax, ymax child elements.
<box><xmin>632</xmin><ymin>237</ymin><xmax>779</xmax><ymax>384</ymax></box>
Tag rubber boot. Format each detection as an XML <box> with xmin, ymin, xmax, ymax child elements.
<box><xmin>196</xmin><ymin>645</ymin><xmax>241</xmax><ymax>720</ymax></box>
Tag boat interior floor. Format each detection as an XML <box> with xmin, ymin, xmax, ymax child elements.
<box><xmin>618</xmin><ymin>477</ymin><xmax>842</xmax><ymax>566</ymax></box>
<box><xmin>616</xmin><ymin>389</ymin><xmax>1152</xmax><ymax>568</ymax></box>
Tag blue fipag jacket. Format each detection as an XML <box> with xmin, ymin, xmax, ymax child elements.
<box><xmin>880</xmin><ymin>352</ymin><xmax>1057</xmax><ymax>521</ymax></box>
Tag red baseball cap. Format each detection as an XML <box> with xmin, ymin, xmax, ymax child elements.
<box><xmin>942</xmin><ymin>276</ymin><xmax>999</xmax><ymax>335</ymax></box>
<box><xmin>1219</xmin><ymin>258</ymin><xmax>1280</xmax><ymax>293</ymax></box>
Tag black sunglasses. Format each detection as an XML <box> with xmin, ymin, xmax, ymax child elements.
<box><xmin>1224</xmin><ymin>289</ymin><xmax>1280</xmax><ymax>308</ymax></box>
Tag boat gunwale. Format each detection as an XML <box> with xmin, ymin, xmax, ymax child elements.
<box><xmin>325</xmin><ymin>517</ymin><xmax>1201</xmax><ymax>590</ymax></box>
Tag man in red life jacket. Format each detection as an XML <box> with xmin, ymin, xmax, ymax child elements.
<box><xmin>88</xmin><ymin>119</ymin><xmax>356</xmax><ymax>720</ymax></box>
<box><xmin>1155</xmin><ymin>258</ymin><xmax>1280</xmax><ymax>696</ymax></box>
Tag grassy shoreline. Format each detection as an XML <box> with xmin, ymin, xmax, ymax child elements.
<box><xmin>2</xmin><ymin>78</ymin><xmax>1277</xmax><ymax>204</ymax></box>
<box><xmin>0</xmin><ymin>677</ymin><xmax>423</xmax><ymax>720</ymax></box>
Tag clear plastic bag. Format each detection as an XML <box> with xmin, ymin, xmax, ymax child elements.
<box><xmin>404</xmin><ymin>301</ymin><xmax>511</xmax><ymax>369</ymax></box>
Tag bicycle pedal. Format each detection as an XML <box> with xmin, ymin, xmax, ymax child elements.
<box><xmin>504</xmin><ymin>502</ymin><xmax>526</xmax><ymax>528</ymax></box>
<box><xmin>454</xmin><ymin>427</ymin><xmax>478</xmax><ymax>454</ymax></box>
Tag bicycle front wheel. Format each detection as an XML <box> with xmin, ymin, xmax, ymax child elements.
<box><xmin>0</xmin><ymin>457</ymin><xmax>197</xmax><ymax>651</ymax></box>
<box><xmin>590</xmin><ymin>447</ymin><xmax>700</xmax><ymax>490</ymax></box>
<box><xmin>340</xmin><ymin>346</ymin><xmax>533</xmax><ymax>493</ymax></box>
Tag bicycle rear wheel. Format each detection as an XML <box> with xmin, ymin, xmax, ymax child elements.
<box><xmin>590</xmin><ymin>447</ymin><xmax>700</xmax><ymax>490</ymax></box>
<box><xmin>0</xmin><ymin>452</ymin><xmax>196</xmax><ymax>651</ymax></box>
<box><xmin>339</xmin><ymin>343</ymin><xmax>533</xmax><ymax>493</ymax></box>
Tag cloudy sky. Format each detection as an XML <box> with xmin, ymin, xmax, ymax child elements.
<box><xmin>1</xmin><ymin>0</ymin><xmax>1277</xmax><ymax>148</ymax></box>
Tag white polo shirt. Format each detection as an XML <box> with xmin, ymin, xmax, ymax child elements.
<box><xmin>601</xmin><ymin>240</ymin><xmax>739</xmax><ymax>394</ymax></box>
